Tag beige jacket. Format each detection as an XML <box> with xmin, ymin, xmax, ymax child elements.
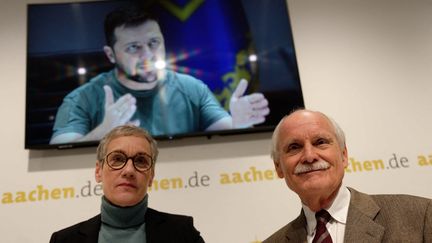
<box><xmin>263</xmin><ymin>188</ymin><xmax>432</xmax><ymax>243</ymax></box>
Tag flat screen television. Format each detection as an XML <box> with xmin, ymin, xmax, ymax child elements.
<box><xmin>25</xmin><ymin>0</ymin><xmax>304</xmax><ymax>149</ymax></box>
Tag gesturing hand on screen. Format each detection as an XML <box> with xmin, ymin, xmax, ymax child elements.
<box><xmin>229</xmin><ymin>79</ymin><xmax>270</xmax><ymax>128</ymax></box>
<box><xmin>101</xmin><ymin>85</ymin><xmax>140</xmax><ymax>129</ymax></box>
<box><xmin>49</xmin><ymin>86</ymin><xmax>140</xmax><ymax>144</ymax></box>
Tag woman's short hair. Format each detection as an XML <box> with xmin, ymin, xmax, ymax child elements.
<box><xmin>96</xmin><ymin>125</ymin><xmax>159</xmax><ymax>164</ymax></box>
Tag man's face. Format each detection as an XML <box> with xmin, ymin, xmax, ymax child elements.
<box><xmin>95</xmin><ymin>135</ymin><xmax>154</xmax><ymax>207</ymax></box>
<box><xmin>104</xmin><ymin>20</ymin><xmax>166</xmax><ymax>85</ymax></box>
<box><xmin>274</xmin><ymin>111</ymin><xmax>348</xmax><ymax>202</ymax></box>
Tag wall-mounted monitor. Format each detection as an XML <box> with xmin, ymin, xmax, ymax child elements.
<box><xmin>25</xmin><ymin>0</ymin><xmax>304</xmax><ymax>149</ymax></box>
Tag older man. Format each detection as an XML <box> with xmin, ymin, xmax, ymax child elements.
<box><xmin>264</xmin><ymin>109</ymin><xmax>432</xmax><ymax>242</ymax></box>
<box><xmin>50</xmin><ymin>125</ymin><xmax>205</xmax><ymax>242</ymax></box>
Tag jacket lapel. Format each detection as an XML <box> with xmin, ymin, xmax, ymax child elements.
<box><xmin>145</xmin><ymin>208</ymin><xmax>165</xmax><ymax>242</ymax></box>
<box><xmin>285</xmin><ymin>211</ymin><xmax>308</xmax><ymax>242</ymax></box>
<box><xmin>78</xmin><ymin>215</ymin><xmax>101</xmax><ymax>243</ymax></box>
<box><xmin>344</xmin><ymin>188</ymin><xmax>385</xmax><ymax>242</ymax></box>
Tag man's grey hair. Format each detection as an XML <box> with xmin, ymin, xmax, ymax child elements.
<box><xmin>96</xmin><ymin>125</ymin><xmax>159</xmax><ymax>164</ymax></box>
<box><xmin>270</xmin><ymin>109</ymin><xmax>346</xmax><ymax>161</ymax></box>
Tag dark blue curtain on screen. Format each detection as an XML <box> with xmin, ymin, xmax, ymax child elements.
<box><xmin>156</xmin><ymin>0</ymin><xmax>252</xmax><ymax>93</ymax></box>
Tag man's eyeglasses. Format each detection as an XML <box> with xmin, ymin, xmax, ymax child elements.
<box><xmin>104</xmin><ymin>151</ymin><xmax>153</xmax><ymax>172</ymax></box>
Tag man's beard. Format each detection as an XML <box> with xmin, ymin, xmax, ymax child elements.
<box><xmin>126</xmin><ymin>73</ymin><xmax>158</xmax><ymax>83</ymax></box>
<box><xmin>116</xmin><ymin>63</ymin><xmax>159</xmax><ymax>84</ymax></box>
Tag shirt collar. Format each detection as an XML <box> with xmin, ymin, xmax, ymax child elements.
<box><xmin>109</xmin><ymin>69</ymin><xmax>169</xmax><ymax>98</ymax></box>
<box><xmin>302</xmin><ymin>185</ymin><xmax>351</xmax><ymax>235</ymax></box>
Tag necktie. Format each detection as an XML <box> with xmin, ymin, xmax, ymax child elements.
<box><xmin>312</xmin><ymin>210</ymin><xmax>333</xmax><ymax>243</ymax></box>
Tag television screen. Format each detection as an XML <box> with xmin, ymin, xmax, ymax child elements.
<box><xmin>25</xmin><ymin>0</ymin><xmax>304</xmax><ymax>149</ymax></box>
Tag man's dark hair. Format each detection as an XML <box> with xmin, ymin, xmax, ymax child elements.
<box><xmin>104</xmin><ymin>4</ymin><xmax>158</xmax><ymax>47</ymax></box>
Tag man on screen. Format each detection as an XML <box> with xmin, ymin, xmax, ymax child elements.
<box><xmin>50</xmin><ymin>125</ymin><xmax>205</xmax><ymax>242</ymax></box>
<box><xmin>263</xmin><ymin>109</ymin><xmax>432</xmax><ymax>242</ymax></box>
<box><xmin>50</xmin><ymin>4</ymin><xmax>269</xmax><ymax>144</ymax></box>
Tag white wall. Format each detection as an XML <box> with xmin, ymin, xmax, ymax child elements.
<box><xmin>0</xmin><ymin>0</ymin><xmax>431</xmax><ymax>242</ymax></box>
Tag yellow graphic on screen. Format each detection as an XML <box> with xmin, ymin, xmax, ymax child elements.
<box><xmin>158</xmin><ymin>0</ymin><xmax>205</xmax><ymax>21</ymax></box>
<box><xmin>216</xmin><ymin>49</ymin><xmax>253</xmax><ymax>110</ymax></box>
